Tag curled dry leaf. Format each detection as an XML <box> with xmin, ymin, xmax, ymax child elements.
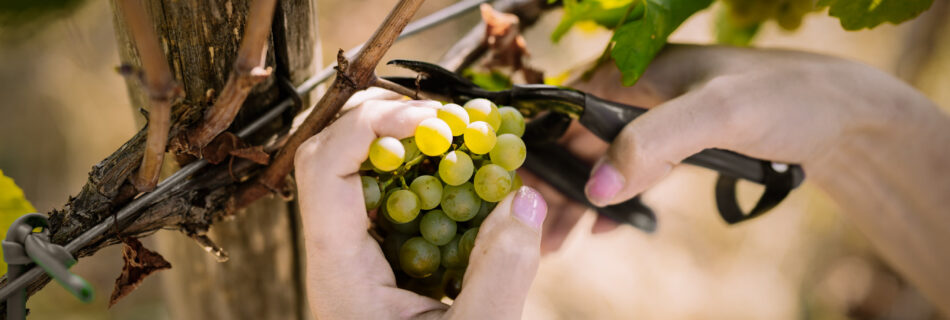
<box><xmin>479</xmin><ymin>3</ymin><xmax>544</xmax><ymax>84</ymax></box>
<box><xmin>201</xmin><ymin>132</ymin><xmax>271</xmax><ymax>165</ymax></box>
<box><xmin>109</xmin><ymin>237</ymin><xmax>172</xmax><ymax>307</ymax></box>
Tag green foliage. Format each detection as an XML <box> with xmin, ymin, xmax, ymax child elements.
<box><xmin>462</xmin><ymin>69</ymin><xmax>513</xmax><ymax>91</ymax></box>
<box><xmin>0</xmin><ymin>169</ymin><xmax>37</xmax><ymax>275</ymax></box>
<box><xmin>610</xmin><ymin>0</ymin><xmax>714</xmax><ymax>85</ymax></box>
<box><xmin>719</xmin><ymin>0</ymin><xmax>815</xmax><ymax>31</ymax></box>
<box><xmin>818</xmin><ymin>0</ymin><xmax>933</xmax><ymax>30</ymax></box>
<box><xmin>714</xmin><ymin>5</ymin><xmax>761</xmax><ymax>46</ymax></box>
<box><xmin>0</xmin><ymin>0</ymin><xmax>86</xmax><ymax>34</ymax></box>
<box><xmin>550</xmin><ymin>0</ymin><xmax>643</xmax><ymax>42</ymax></box>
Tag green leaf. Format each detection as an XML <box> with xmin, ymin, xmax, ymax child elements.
<box><xmin>610</xmin><ymin>0</ymin><xmax>713</xmax><ymax>86</ymax></box>
<box><xmin>818</xmin><ymin>0</ymin><xmax>933</xmax><ymax>30</ymax></box>
<box><xmin>715</xmin><ymin>5</ymin><xmax>761</xmax><ymax>46</ymax></box>
<box><xmin>551</xmin><ymin>0</ymin><xmax>642</xmax><ymax>42</ymax></box>
<box><xmin>462</xmin><ymin>69</ymin><xmax>513</xmax><ymax>91</ymax></box>
<box><xmin>0</xmin><ymin>169</ymin><xmax>37</xmax><ymax>275</ymax></box>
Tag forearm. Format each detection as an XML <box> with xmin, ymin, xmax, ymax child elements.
<box><xmin>807</xmin><ymin>89</ymin><xmax>950</xmax><ymax>314</ymax></box>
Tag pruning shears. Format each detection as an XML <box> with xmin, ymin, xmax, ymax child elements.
<box><xmin>385</xmin><ymin>59</ymin><xmax>805</xmax><ymax>232</ymax></box>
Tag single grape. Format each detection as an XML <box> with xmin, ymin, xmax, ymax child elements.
<box><xmin>401</xmin><ymin>137</ymin><xmax>421</xmax><ymax>161</ymax></box>
<box><xmin>468</xmin><ymin>200</ymin><xmax>496</xmax><ymax>228</ymax></box>
<box><xmin>399</xmin><ymin>237</ymin><xmax>441</xmax><ymax>278</ymax></box>
<box><xmin>391</xmin><ymin>212</ymin><xmax>421</xmax><ymax>234</ymax></box>
<box><xmin>497</xmin><ymin>106</ymin><xmax>525</xmax><ymax>137</ymax></box>
<box><xmin>488</xmin><ymin>134</ymin><xmax>526</xmax><ymax>171</ymax></box>
<box><xmin>440</xmin><ymin>234</ymin><xmax>466</xmax><ymax>268</ymax></box>
<box><xmin>369</xmin><ymin>137</ymin><xmax>405</xmax><ymax>171</ymax></box>
<box><xmin>410</xmin><ymin>175</ymin><xmax>443</xmax><ymax>210</ymax></box>
<box><xmin>415</xmin><ymin>118</ymin><xmax>453</xmax><ymax>156</ymax></box>
<box><xmin>442</xmin><ymin>268</ymin><xmax>464</xmax><ymax>300</ymax></box>
<box><xmin>473</xmin><ymin>164</ymin><xmax>512</xmax><ymax>202</ymax></box>
<box><xmin>463</xmin><ymin>98</ymin><xmax>501</xmax><ymax>131</ymax></box>
<box><xmin>441</xmin><ymin>183</ymin><xmax>482</xmax><ymax>222</ymax></box>
<box><xmin>360</xmin><ymin>176</ymin><xmax>382</xmax><ymax>210</ymax></box>
<box><xmin>437</xmin><ymin>103</ymin><xmax>470</xmax><ymax>136</ymax></box>
<box><xmin>458</xmin><ymin>227</ymin><xmax>478</xmax><ymax>265</ymax></box>
<box><xmin>385</xmin><ymin>189</ymin><xmax>421</xmax><ymax>223</ymax></box>
<box><xmin>420</xmin><ymin>210</ymin><xmax>457</xmax><ymax>246</ymax></box>
<box><xmin>438</xmin><ymin>151</ymin><xmax>474</xmax><ymax>186</ymax></box>
<box><xmin>463</xmin><ymin>121</ymin><xmax>496</xmax><ymax>154</ymax></box>
<box><xmin>510</xmin><ymin>171</ymin><xmax>523</xmax><ymax>191</ymax></box>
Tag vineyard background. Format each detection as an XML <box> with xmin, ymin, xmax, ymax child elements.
<box><xmin>1</xmin><ymin>0</ymin><xmax>948</xmax><ymax>319</ymax></box>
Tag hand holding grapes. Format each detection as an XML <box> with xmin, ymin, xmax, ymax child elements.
<box><xmin>294</xmin><ymin>99</ymin><xmax>547</xmax><ymax>319</ymax></box>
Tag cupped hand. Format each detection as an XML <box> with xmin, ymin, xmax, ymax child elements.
<box><xmin>294</xmin><ymin>99</ymin><xmax>548</xmax><ymax>319</ymax></box>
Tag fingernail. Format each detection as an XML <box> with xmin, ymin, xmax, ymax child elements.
<box><xmin>512</xmin><ymin>186</ymin><xmax>547</xmax><ymax>230</ymax></box>
<box><xmin>585</xmin><ymin>159</ymin><xmax>624</xmax><ymax>206</ymax></box>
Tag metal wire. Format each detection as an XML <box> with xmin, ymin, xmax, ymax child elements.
<box><xmin>0</xmin><ymin>0</ymin><xmax>487</xmax><ymax>302</ymax></box>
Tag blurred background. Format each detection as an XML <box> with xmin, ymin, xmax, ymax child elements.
<box><xmin>0</xmin><ymin>0</ymin><xmax>948</xmax><ymax>319</ymax></box>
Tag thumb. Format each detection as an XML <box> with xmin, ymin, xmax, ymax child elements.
<box><xmin>448</xmin><ymin>186</ymin><xmax>547</xmax><ymax>319</ymax></box>
<box><xmin>585</xmin><ymin>81</ymin><xmax>747</xmax><ymax>206</ymax></box>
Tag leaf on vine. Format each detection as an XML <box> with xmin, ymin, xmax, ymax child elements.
<box><xmin>0</xmin><ymin>169</ymin><xmax>36</xmax><ymax>275</ymax></box>
<box><xmin>610</xmin><ymin>0</ymin><xmax>713</xmax><ymax>86</ymax></box>
<box><xmin>714</xmin><ymin>5</ymin><xmax>761</xmax><ymax>46</ymax></box>
<box><xmin>551</xmin><ymin>0</ymin><xmax>640</xmax><ymax>42</ymax></box>
<box><xmin>818</xmin><ymin>0</ymin><xmax>933</xmax><ymax>30</ymax></box>
<box><xmin>109</xmin><ymin>237</ymin><xmax>171</xmax><ymax>307</ymax></box>
<box><xmin>201</xmin><ymin>132</ymin><xmax>270</xmax><ymax>165</ymax></box>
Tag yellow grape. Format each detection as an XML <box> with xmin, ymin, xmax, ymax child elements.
<box><xmin>463</xmin><ymin>121</ymin><xmax>496</xmax><ymax>154</ymax></box>
<box><xmin>463</xmin><ymin>98</ymin><xmax>501</xmax><ymax>131</ymax></box>
<box><xmin>438</xmin><ymin>151</ymin><xmax>474</xmax><ymax>186</ymax></box>
<box><xmin>369</xmin><ymin>136</ymin><xmax>405</xmax><ymax>171</ymax></box>
<box><xmin>437</xmin><ymin>103</ymin><xmax>470</xmax><ymax>136</ymax></box>
<box><xmin>497</xmin><ymin>106</ymin><xmax>525</xmax><ymax>137</ymax></box>
<box><xmin>415</xmin><ymin>118</ymin><xmax>452</xmax><ymax>156</ymax></box>
<box><xmin>488</xmin><ymin>134</ymin><xmax>526</xmax><ymax>171</ymax></box>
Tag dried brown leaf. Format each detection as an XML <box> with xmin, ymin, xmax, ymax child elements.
<box><xmin>109</xmin><ymin>237</ymin><xmax>172</xmax><ymax>307</ymax></box>
<box><xmin>230</xmin><ymin>146</ymin><xmax>270</xmax><ymax>165</ymax></box>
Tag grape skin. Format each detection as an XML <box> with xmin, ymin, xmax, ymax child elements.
<box><xmin>441</xmin><ymin>183</ymin><xmax>482</xmax><ymax>222</ymax></box>
<box><xmin>474</xmin><ymin>164</ymin><xmax>512</xmax><ymax>202</ymax></box>
<box><xmin>410</xmin><ymin>175</ymin><xmax>443</xmax><ymax>210</ymax></box>
<box><xmin>399</xmin><ymin>237</ymin><xmax>441</xmax><ymax>278</ymax></box>
<box><xmin>463</xmin><ymin>121</ymin><xmax>497</xmax><ymax>155</ymax></box>
<box><xmin>440</xmin><ymin>234</ymin><xmax>466</xmax><ymax>268</ymax></box>
<box><xmin>463</xmin><ymin>98</ymin><xmax>501</xmax><ymax>131</ymax></box>
<box><xmin>415</xmin><ymin>118</ymin><xmax>453</xmax><ymax>156</ymax></box>
<box><xmin>438</xmin><ymin>103</ymin><xmax>470</xmax><ymax>136</ymax></box>
<box><xmin>360</xmin><ymin>176</ymin><xmax>382</xmax><ymax>210</ymax></box>
<box><xmin>458</xmin><ymin>227</ymin><xmax>478</xmax><ymax>265</ymax></box>
<box><xmin>438</xmin><ymin>151</ymin><xmax>474</xmax><ymax>186</ymax></box>
<box><xmin>420</xmin><ymin>210</ymin><xmax>457</xmax><ymax>246</ymax></box>
<box><xmin>488</xmin><ymin>134</ymin><xmax>526</xmax><ymax>171</ymax></box>
<box><xmin>386</xmin><ymin>189</ymin><xmax>421</xmax><ymax>223</ymax></box>
<box><xmin>369</xmin><ymin>136</ymin><xmax>405</xmax><ymax>171</ymax></box>
<box><xmin>497</xmin><ymin>106</ymin><xmax>525</xmax><ymax>137</ymax></box>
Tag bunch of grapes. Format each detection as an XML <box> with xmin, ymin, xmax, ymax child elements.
<box><xmin>360</xmin><ymin>98</ymin><xmax>527</xmax><ymax>299</ymax></box>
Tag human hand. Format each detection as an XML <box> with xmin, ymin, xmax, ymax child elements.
<box><xmin>294</xmin><ymin>99</ymin><xmax>548</xmax><ymax>319</ymax></box>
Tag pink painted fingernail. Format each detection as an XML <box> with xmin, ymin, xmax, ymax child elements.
<box><xmin>585</xmin><ymin>159</ymin><xmax>624</xmax><ymax>207</ymax></box>
<box><xmin>512</xmin><ymin>186</ymin><xmax>547</xmax><ymax>230</ymax></box>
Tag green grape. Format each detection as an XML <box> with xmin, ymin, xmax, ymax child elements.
<box><xmin>410</xmin><ymin>175</ymin><xmax>443</xmax><ymax>210</ymax></box>
<box><xmin>442</xmin><ymin>268</ymin><xmax>464</xmax><ymax>300</ymax></box>
<box><xmin>488</xmin><ymin>134</ymin><xmax>526</xmax><ymax>171</ymax></box>
<box><xmin>463</xmin><ymin>121</ymin><xmax>497</xmax><ymax>154</ymax></box>
<box><xmin>497</xmin><ymin>106</ymin><xmax>525</xmax><ymax>137</ymax></box>
<box><xmin>369</xmin><ymin>136</ymin><xmax>405</xmax><ymax>171</ymax></box>
<box><xmin>386</xmin><ymin>189</ymin><xmax>421</xmax><ymax>223</ymax></box>
<box><xmin>438</xmin><ymin>151</ymin><xmax>474</xmax><ymax>186</ymax></box>
<box><xmin>468</xmin><ymin>200</ymin><xmax>496</xmax><ymax>228</ymax></box>
<box><xmin>360</xmin><ymin>176</ymin><xmax>382</xmax><ymax>210</ymax></box>
<box><xmin>441</xmin><ymin>183</ymin><xmax>482</xmax><ymax>222</ymax></box>
<box><xmin>463</xmin><ymin>98</ymin><xmax>501</xmax><ymax>131</ymax></box>
<box><xmin>440</xmin><ymin>234</ymin><xmax>466</xmax><ymax>268</ymax></box>
<box><xmin>473</xmin><ymin>164</ymin><xmax>512</xmax><ymax>202</ymax></box>
<box><xmin>510</xmin><ymin>171</ymin><xmax>523</xmax><ymax>191</ymax></box>
<box><xmin>400</xmin><ymin>237</ymin><xmax>441</xmax><ymax>278</ymax></box>
<box><xmin>420</xmin><ymin>210</ymin><xmax>457</xmax><ymax>246</ymax></box>
<box><xmin>401</xmin><ymin>137</ymin><xmax>421</xmax><ymax>161</ymax></box>
<box><xmin>458</xmin><ymin>227</ymin><xmax>479</xmax><ymax>265</ymax></box>
<box><xmin>415</xmin><ymin>118</ymin><xmax>453</xmax><ymax>156</ymax></box>
<box><xmin>437</xmin><ymin>103</ymin><xmax>470</xmax><ymax>136</ymax></box>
